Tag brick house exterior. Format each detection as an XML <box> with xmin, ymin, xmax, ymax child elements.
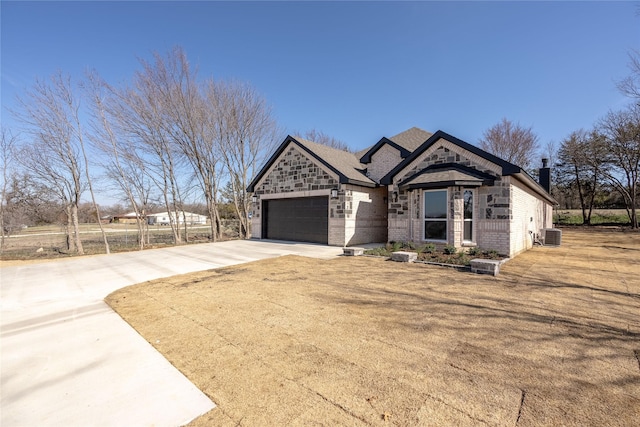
<box><xmin>248</xmin><ymin>127</ymin><xmax>555</xmax><ymax>257</ymax></box>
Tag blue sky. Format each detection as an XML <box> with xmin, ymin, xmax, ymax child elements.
<box><xmin>2</xmin><ymin>1</ymin><xmax>639</xmax><ymax>153</ymax></box>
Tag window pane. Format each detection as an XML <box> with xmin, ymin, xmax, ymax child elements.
<box><xmin>424</xmin><ymin>190</ymin><xmax>447</xmax><ymax>219</ymax></box>
<box><xmin>464</xmin><ymin>190</ymin><xmax>473</xmax><ymax>220</ymax></box>
<box><xmin>464</xmin><ymin>220</ymin><xmax>472</xmax><ymax>241</ymax></box>
<box><xmin>425</xmin><ymin>221</ymin><xmax>447</xmax><ymax>240</ymax></box>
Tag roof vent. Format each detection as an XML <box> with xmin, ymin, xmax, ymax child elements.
<box><xmin>543</xmin><ymin>228</ymin><xmax>562</xmax><ymax>246</ymax></box>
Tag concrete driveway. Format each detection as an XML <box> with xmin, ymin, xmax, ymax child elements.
<box><xmin>0</xmin><ymin>240</ymin><xmax>343</xmax><ymax>427</ymax></box>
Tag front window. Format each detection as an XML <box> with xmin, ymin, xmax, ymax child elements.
<box><xmin>424</xmin><ymin>190</ymin><xmax>447</xmax><ymax>241</ymax></box>
<box><xmin>463</xmin><ymin>189</ymin><xmax>474</xmax><ymax>242</ymax></box>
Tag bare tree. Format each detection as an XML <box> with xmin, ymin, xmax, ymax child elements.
<box><xmin>0</xmin><ymin>129</ymin><xmax>18</xmax><ymax>251</ymax></box>
<box><xmin>597</xmin><ymin>104</ymin><xmax>640</xmax><ymax>229</ymax></box>
<box><xmin>3</xmin><ymin>173</ymin><xmax>62</xmax><ymax>227</ymax></box>
<box><xmin>208</xmin><ymin>79</ymin><xmax>278</xmax><ymax>239</ymax></box>
<box><xmin>143</xmin><ymin>47</ymin><xmax>222</xmax><ymax>241</ymax></box>
<box><xmin>479</xmin><ymin>118</ymin><xmax>539</xmax><ymax>170</ymax></box>
<box><xmin>105</xmin><ymin>59</ymin><xmax>188</xmax><ymax>245</ymax></box>
<box><xmin>543</xmin><ymin>140</ymin><xmax>557</xmax><ymax>170</ymax></box>
<box><xmin>617</xmin><ymin>48</ymin><xmax>640</xmax><ymax>102</ymax></box>
<box><xmin>64</xmin><ymin>80</ymin><xmax>111</xmax><ymax>254</ymax></box>
<box><xmin>13</xmin><ymin>73</ymin><xmax>88</xmax><ymax>254</ymax></box>
<box><xmin>302</xmin><ymin>129</ymin><xmax>351</xmax><ymax>152</ymax></box>
<box><xmin>85</xmin><ymin>70</ymin><xmax>148</xmax><ymax>249</ymax></box>
<box><xmin>557</xmin><ymin>130</ymin><xmax>607</xmax><ymax>225</ymax></box>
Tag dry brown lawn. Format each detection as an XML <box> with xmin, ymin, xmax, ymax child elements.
<box><xmin>106</xmin><ymin>228</ymin><xmax>640</xmax><ymax>426</ymax></box>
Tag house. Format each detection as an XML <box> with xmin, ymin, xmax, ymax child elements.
<box><xmin>147</xmin><ymin>211</ymin><xmax>208</xmax><ymax>226</ymax></box>
<box><xmin>110</xmin><ymin>212</ymin><xmax>142</xmax><ymax>224</ymax></box>
<box><xmin>247</xmin><ymin>127</ymin><xmax>555</xmax><ymax>258</ymax></box>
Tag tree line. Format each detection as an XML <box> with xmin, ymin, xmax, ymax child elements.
<box><xmin>1</xmin><ymin>47</ymin><xmax>280</xmax><ymax>254</ymax></box>
<box><xmin>478</xmin><ymin>49</ymin><xmax>640</xmax><ymax>229</ymax></box>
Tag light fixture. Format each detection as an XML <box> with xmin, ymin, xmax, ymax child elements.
<box><xmin>252</xmin><ymin>195</ymin><xmax>257</xmax><ymax>204</ymax></box>
<box><xmin>330</xmin><ymin>188</ymin><xmax>338</xmax><ymax>199</ymax></box>
<box><xmin>392</xmin><ymin>191</ymin><xmax>398</xmax><ymax>203</ymax></box>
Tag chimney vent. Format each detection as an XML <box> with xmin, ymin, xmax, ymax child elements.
<box><xmin>539</xmin><ymin>158</ymin><xmax>551</xmax><ymax>193</ymax></box>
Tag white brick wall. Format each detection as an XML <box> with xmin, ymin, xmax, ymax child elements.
<box><xmin>367</xmin><ymin>144</ymin><xmax>402</xmax><ymax>183</ymax></box>
<box><xmin>509</xmin><ymin>178</ymin><xmax>553</xmax><ymax>257</ymax></box>
<box><xmin>344</xmin><ymin>185</ymin><xmax>387</xmax><ymax>245</ymax></box>
<box><xmin>328</xmin><ymin>216</ymin><xmax>345</xmax><ymax>246</ymax></box>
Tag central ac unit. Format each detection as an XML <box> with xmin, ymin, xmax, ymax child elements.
<box><xmin>543</xmin><ymin>228</ymin><xmax>562</xmax><ymax>246</ymax></box>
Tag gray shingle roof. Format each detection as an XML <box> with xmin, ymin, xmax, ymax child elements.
<box><xmin>293</xmin><ymin>136</ymin><xmax>375</xmax><ymax>186</ymax></box>
<box><xmin>398</xmin><ymin>164</ymin><xmax>497</xmax><ymax>189</ymax></box>
<box><xmin>388</xmin><ymin>127</ymin><xmax>433</xmax><ymax>152</ymax></box>
<box><xmin>354</xmin><ymin>146</ymin><xmax>371</xmax><ymax>159</ymax></box>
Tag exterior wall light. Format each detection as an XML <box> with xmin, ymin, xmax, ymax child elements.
<box><xmin>252</xmin><ymin>195</ymin><xmax>258</xmax><ymax>204</ymax></box>
<box><xmin>330</xmin><ymin>188</ymin><xmax>339</xmax><ymax>199</ymax></box>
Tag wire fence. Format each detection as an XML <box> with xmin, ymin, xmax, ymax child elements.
<box><xmin>0</xmin><ymin>220</ymin><xmax>242</xmax><ymax>260</ymax></box>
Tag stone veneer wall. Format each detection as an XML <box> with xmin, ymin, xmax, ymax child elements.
<box><xmin>250</xmin><ymin>144</ymin><xmax>386</xmax><ymax>246</ymax></box>
<box><xmin>474</xmin><ymin>180</ymin><xmax>512</xmax><ymax>256</ymax></box>
<box><xmin>396</xmin><ymin>140</ymin><xmax>502</xmax><ymax>186</ymax></box>
<box><xmin>252</xmin><ymin>146</ymin><xmax>339</xmax><ymax>196</ymax></box>
<box><xmin>387</xmin><ymin>186</ymin><xmax>411</xmax><ymax>242</ymax></box>
<box><xmin>250</xmin><ymin>145</ymin><xmax>341</xmax><ymax>243</ymax></box>
<box><xmin>387</xmin><ymin>139</ymin><xmax>513</xmax><ymax>254</ymax></box>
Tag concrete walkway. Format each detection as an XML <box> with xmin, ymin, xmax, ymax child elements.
<box><xmin>1</xmin><ymin>240</ymin><xmax>343</xmax><ymax>427</ymax></box>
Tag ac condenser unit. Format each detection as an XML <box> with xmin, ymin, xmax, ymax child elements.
<box><xmin>543</xmin><ymin>228</ymin><xmax>562</xmax><ymax>246</ymax></box>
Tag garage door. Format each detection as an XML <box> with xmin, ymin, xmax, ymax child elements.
<box><xmin>263</xmin><ymin>197</ymin><xmax>328</xmax><ymax>244</ymax></box>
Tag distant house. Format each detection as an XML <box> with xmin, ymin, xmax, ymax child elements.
<box><xmin>147</xmin><ymin>211</ymin><xmax>208</xmax><ymax>226</ymax></box>
<box><xmin>247</xmin><ymin>127</ymin><xmax>556</xmax><ymax>258</ymax></box>
<box><xmin>110</xmin><ymin>212</ymin><xmax>141</xmax><ymax>224</ymax></box>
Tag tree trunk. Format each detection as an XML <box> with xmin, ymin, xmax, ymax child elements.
<box><xmin>65</xmin><ymin>204</ymin><xmax>74</xmax><ymax>252</ymax></box>
<box><xmin>573</xmin><ymin>165</ymin><xmax>588</xmax><ymax>225</ymax></box>
<box><xmin>71</xmin><ymin>203</ymin><xmax>84</xmax><ymax>255</ymax></box>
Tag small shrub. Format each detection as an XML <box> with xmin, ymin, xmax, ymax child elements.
<box><xmin>390</xmin><ymin>241</ymin><xmax>403</xmax><ymax>252</ymax></box>
<box><xmin>485</xmin><ymin>249</ymin><xmax>500</xmax><ymax>259</ymax></box>
<box><xmin>365</xmin><ymin>246</ymin><xmax>391</xmax><ymax>256</ymax></box>
<box><xmin>422</xmin><ymin>243</ymin><xmax>436</xmax><ymax>253</ymax></box>
<box><xmin>467</xmin><ymin>246</ymin><xmax>481</xmax><ymax>256</ymax></box>
<box><xmin>432</xmin><ymin>254</ymin><xmax>446</xmax><ymax>263</ymax></box>
<box><xmin>443</xmin><ymin>244</ymin><xmax>457</xmax><ymax>255</ymax></box>
<box><xmin>405</xmin><ymin>241</ymin><xmax>416</xmax><ymax>250</ymax></box>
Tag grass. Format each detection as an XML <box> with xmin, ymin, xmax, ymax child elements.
<box><xmin>107</xmin><ymin>228</ymin><xmax>640</xmax><ymax>426</ymax></box>
<box><xmin>553</xmin><ymin>208</ymin><xmax>630</xmax><ymax>226</ymax></box>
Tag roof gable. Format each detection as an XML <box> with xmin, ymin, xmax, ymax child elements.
<box><xmin>380</xmin><ymin>130</ymin><xmax>520</xmax><ymax>185</ymax></box>
<box><xmin>381</xmin><ymin>130</ymin><xmax>556</xmax><ymax>204</ymax></box>
<box><xmin>359</xmin><ymin>127</ymin><xmax>433</xmax><ymax>164</ymax></box>
<box><xmin>247</xmin><ymin>135</ymin><xmax>375</xmax><ymax>192</ymax></box>
<box><xmin>388</xmin><ymin>127</ymin><xmax>433</xmax><ymax>152</ymax></box>
<box><xmin>359</xmin><ymin>137</ymin><xmax>411</xmax><ymax>164</ymax></box>
<box><xmin>399</xmin><ymin>163</ymin><xmax>497</xmax><ymax>190</ymax></box>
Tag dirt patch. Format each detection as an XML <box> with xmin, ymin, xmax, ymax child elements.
<box><xmin>107</xmin><ymin>229</ymin><xmax>640</xmax><ymax>426</ymax></box>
